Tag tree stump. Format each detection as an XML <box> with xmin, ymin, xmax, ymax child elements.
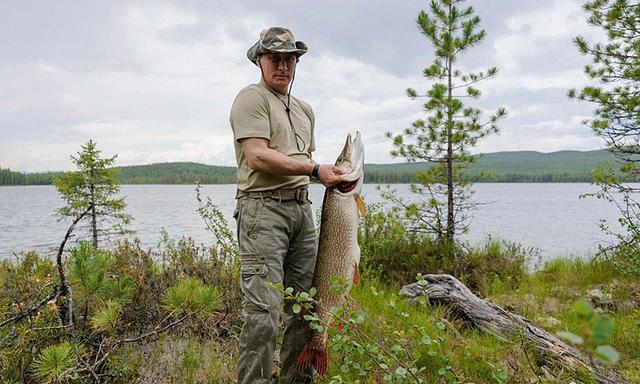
<box><xmin>399</xmin><ymin>274</ymin><xmax>626</xmax><ymax>384</ymax></box>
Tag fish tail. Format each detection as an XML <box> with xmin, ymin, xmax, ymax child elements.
<box><xmin>297</xmin><ymin>332</ymin><xmax>328</xmax><ymax>375</ymax></box>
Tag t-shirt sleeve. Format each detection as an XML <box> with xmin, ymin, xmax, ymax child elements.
<box><xmin>230</xmin><ymin>88</ymin><xmax>271</xmax><ymax>142</ymax></box>
<box><xmin>309</xmin><ymin>106</ymin><xmax>316</xmax><ymax>153</ymax></box>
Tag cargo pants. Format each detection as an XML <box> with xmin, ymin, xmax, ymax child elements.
<box><xmin>234</xmin><ymin>191</ymin><xmax>317</xmax><ymax>384</ymax></box>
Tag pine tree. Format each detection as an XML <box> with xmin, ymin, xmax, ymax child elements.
<box><xmin>53</xmin><ymin>140</ymin><xmax>132</xmax><ymax>248</ymax></box>
<box><xmin>386</xmin><ymin>0</ymin><xmax>506</xmax><ymax>251</ymax></box>
<box><xmin>569</xmin><ymin>0</ymin><xmax>640</xmax><ymax>271</ymax></box>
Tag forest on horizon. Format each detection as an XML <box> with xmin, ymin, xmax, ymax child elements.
<box><xmin>1</xmin><ymin>149</ymin><xmax>634</xmax><ymax>185</ymax></box>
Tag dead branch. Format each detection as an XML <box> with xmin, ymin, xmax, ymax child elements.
<box><xmin>0</xmin><ymin>287</ymin><xmax>60</xmax><ymax>327</ymax></box>
<box><xmin>400</xmin><ymin>274</ymin><xmax>627</xmax><ymax>384</ymax></box>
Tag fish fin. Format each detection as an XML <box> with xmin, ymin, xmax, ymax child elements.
<box><xmin>297</xmin><ymin>333</ymin><xmax>328</xmax><ymax>375</ymax></box>
<box><xmin>353</xmin><ymin>262</ymin><xmax>360</xmax><ymax>285</ymax></box>
<box><xmin>355</xmin><ymin>194</ymin><xmax>366</xmax><ymax>217</ymax></box>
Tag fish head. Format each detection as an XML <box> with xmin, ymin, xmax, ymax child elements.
<box><xmin>333</xmin><ymin>131</ymin><xmax>365</xmax><ymax>196</ymax></box>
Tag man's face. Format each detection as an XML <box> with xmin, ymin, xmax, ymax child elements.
<box><xmin>259</xmin><ymin>52</ymin><xmax>298</xmax><ymax>92</ymax></box>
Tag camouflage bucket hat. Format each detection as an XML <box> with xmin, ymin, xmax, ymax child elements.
<box><xmin>247</xmin><ymin>27</ymin><xmax>308</xmax><ymax>66</ymax></box>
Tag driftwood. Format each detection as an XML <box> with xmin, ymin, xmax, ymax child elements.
<box><xmin>399</xmin><ymin>274</ymin><xmax>626</xmax><ymax>384</ymax></box>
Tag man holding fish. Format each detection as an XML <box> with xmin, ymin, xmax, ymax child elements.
<box><xmin>230</xmin><ymin>27</ymin><xmax>346</xmax><ymax>383</ymax></box>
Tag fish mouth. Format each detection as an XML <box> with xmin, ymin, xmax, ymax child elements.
<box><xmin>337</xmin><ymin>179</ymin><xmax>359</xmax><ymax>193</ymax></box>
<box><xmin>334</xmin><ymin>131</ymin><xmax>364</xmax><ymax>194</ymax></box>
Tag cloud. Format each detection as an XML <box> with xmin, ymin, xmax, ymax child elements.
<box><xmin>0</xmin><ymin>0</ymin><xmax>611</xmax><ymax>172</ymax></box>
<box><xmin>144</xmin><ymin>134</ymin><xmax>237</xmax><ymax>166</ymax></box>
<box><xmin>492</xmin><ymin>0</ymin><xmax>601</xmax><ymax>74</ymax></box>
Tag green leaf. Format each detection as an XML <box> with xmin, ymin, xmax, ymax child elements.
<box><xmin>303</xmin><ymin>314</ymin><xmax>318</xmax><ymax>321</ymax></box>
<box><xmin>594</xmin><ymin>345</ymin><xmax>620</xmax><ymax>365</ymax></box>
<box><xmin>395</xmin><ymin>367</ymin><xmax>408</xmax><ymax>376</ymax></box>
<box><xmin>591</xmin><ymin>316</ymin><xmax>613</xmax><ymax>345</ymax></box>
<box><xmin>574</xmin><ymin>300</ymin><xmax>594</xmax><ymax>320</ymax></box>
<box><xmin>292</xmin><ymin>303</ymin><xmax>301</xmax><ymax>314</ymax></box>
<box><xmin>309</xmin><ymin>287</ymin><xmax>317</xmax><ymax>297</ymax></box>
<box><xmin>557</xmin><ymin>331</ymin><xmax>584</xmax><ymax>345</ymax></box>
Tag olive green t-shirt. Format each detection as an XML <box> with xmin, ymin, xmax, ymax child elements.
<box><xmin>230</xmin><ymin>82</ymin><xmax>316</xmax><ymax>192</ymax></box>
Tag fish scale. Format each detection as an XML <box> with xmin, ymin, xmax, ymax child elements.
<box><xmin>314</xmin><ymin>192</ymin><xmax>360</xmax><ymax>315</ymax></box>
<box><xmin>297</xmin><ymin>131</ymin><xmax>365</xmax><ymax>376</ymax></box>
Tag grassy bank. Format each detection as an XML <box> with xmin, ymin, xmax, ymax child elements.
<box><xmin>1</xmin><ymin>204</ymin><xmax>638</xmax><ymax>382</ymax></box>
<box><xmin>106</xmin><ymin>256</ymin><xmax>637</xmax><ymax>383</ymax></box>
<box><xmin>1</xmin><ymin>242</ymin><xmax>637</xmax><ymax>383</ymax></box>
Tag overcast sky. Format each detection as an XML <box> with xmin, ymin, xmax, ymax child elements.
<box><xmin>0</xmin><ymin>0</ymin><xmax>606</xmax><ymax>172</ymax></box>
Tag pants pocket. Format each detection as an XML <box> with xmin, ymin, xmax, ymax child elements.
<box><xmin>240</xmin><ymin>253</ymin><xmax>270</xmax><ymax>312</ymax></box>
<box><xmin>238</xmin><ymin>197</ymin><xmax>264</xmax><ymax>240</ymax></box>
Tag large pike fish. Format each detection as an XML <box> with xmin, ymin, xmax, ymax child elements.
<box><xmin>297</xmin><ymin>131</ymin><xmax>366</xmax><ymax>375</ymax></box>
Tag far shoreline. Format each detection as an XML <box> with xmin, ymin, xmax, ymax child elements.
<box><xmin>4</xmin><ymin>181</ymin><xmax>640</xmax><ymax>187</ymax></box>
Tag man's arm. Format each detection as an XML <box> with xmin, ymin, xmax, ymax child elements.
<box><xmin>241</xmin><ymin>138</ymin><xmax>344</xmax><ymax>188</ymax></box>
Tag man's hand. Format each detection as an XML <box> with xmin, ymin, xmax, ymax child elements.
<box><xmin>317</xmin><ymin>164</ymin><xmax>346</xmax><ymax>188</ymax></box>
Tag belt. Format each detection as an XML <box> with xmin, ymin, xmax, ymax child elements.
<box><xmin>236</xmin><ymin>186</ymin><xmax>309</xmax><ymax>203</ymax></box>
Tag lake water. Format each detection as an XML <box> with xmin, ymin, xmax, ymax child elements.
<box><xmin>0</xmin><ymin>183</ymin><xmax>629</xmax><ymax>260</ymax></box>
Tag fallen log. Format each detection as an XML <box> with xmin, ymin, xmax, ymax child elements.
<box><xmin>399</xmin><ymin>274</ymin><xmax>626</xmax><ymax>384</ymax></box>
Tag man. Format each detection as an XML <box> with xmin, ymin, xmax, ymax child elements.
<box><xmin>230</xmin><ymin>27</ymin><xmax>344</xmax><ymax>384</ymax></box>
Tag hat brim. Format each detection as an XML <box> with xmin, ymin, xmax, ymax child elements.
<box><xmin>247</xmin><ymin>41</ymin><xmax>308</xmax><ymax>66</ymax></box>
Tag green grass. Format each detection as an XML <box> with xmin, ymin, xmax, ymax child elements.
<box><xmin>111</xmin><ymin>257</ymin><xmax>638</xmax><ymax>383</ymax></box>
<box><xmin>312</xmin><ymin>258</ymin><xmax>639</xmax><ymax>383</ymax></box>
<box><xmin>112</xmin><ymin>336</ymin><xmax>237</xmax><ymax>383</ymax></box>
<box><xmin>1</xmin><ymin>241</ymin><xmax>637</xmax><ymax>383</ymax></box>
<box><xmin>487</xmin><ymin>258</ymin><xmax>640</xmax><ymax>382</ymax></box>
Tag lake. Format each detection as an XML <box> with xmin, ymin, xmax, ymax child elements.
<box><xmin>0</xmin><ymin>183</ymin><xmax>628</xmax><ymax>260</ymax></box>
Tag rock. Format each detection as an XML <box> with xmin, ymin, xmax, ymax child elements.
<box><xmin>587</xmin><ymin>288</ymin><xmax>616</xmax><ymax>311</ymax></box>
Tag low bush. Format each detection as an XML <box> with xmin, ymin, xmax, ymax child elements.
<box><xmin>604</xmin><ymin>242</ymin><xmax>640</xmax><ymax>277</ymax></box>
<box><xmin>0</xmin><ymin>234</ymin><xmax>240</xmax><ymax>382</ymax></box>
<box><xmin>112</xmin><ymin>235</ymin><xmax>242</xmax><ymax>336</ymax></box>
<box><xmin>359</xmin><ymin>205</ymin><xmax>535</xmax><ymax>293</ymax></box>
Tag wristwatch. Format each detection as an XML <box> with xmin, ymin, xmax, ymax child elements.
<box><xmin>311</xmin><ymin>163</ymin><xmax>320</xmax><ymax>179</ymax></box>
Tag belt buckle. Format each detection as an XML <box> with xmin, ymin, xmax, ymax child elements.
<box><xmin>295</xmin><ymin>188</ymin><xmax>308</xmax><ymax>203</ymax></box>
